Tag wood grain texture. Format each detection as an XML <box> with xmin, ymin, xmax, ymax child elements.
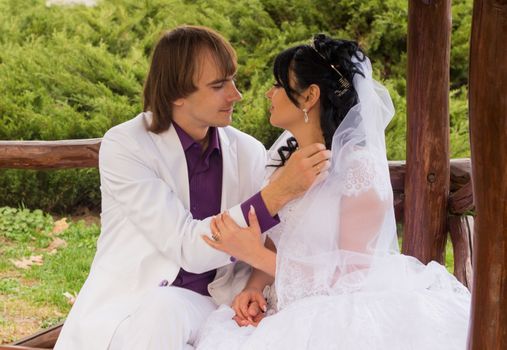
<box><xmin>0</xmin><ymin>346</ymin><xmax>48</xmax><ymax>350</ymax></box>
<box><xmin>467</xmin><ymin>0</ymin><xmax>507</xmax><ymax>348</ymax></box>
<box><xmin>448</xmin><ymin>215</ymin><xmax>474</xmax><ymax>288</ymax></box>
<box><xmin>0</xmin><ymin>141</ymin><xmax>473</xmax><ymax>222</ymax></box>
<box><xmin>403</xmin><ymin>0</ymin><xmax>452</xmax><ymax>264</ymax></box>
<box><xmin>11</xmin><ymin>323</ymin><xmax>63</xmax><ymax>348</ymax></box>
<box><xmin>448</xmin><ymin>180</ymin><xmax>474</xmax><ymax>214</ymax></box>
<box><xmin>450</xmin><ymin>158</ymin><xmax>472</xmax><ymax>191</ymax></box>
<box><xmin>0</xmin><ymin>139</ymin><xmax>101</xmax><ymax>169</ymax></box>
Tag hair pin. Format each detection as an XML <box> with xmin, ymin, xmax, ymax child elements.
<box><xmin>310</xmin><ymin>42</ymin><xmax>351</xmax><ymax>97</ymax></box>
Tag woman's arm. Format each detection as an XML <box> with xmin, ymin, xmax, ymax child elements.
<box><xmin>245</xmin><ymin>237</ymin><xmax>276</xmax><ymax>289</ymax></box>
<box><xmin>339</xmin><ymin>188</ymin><xmax>388</xmax><ymax>253</ymax></box>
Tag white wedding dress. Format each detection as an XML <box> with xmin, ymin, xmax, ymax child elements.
<box><xmin>196</xmin><ymin>58</ymin><xmax>470</xmax><ymax>350</ymax></box>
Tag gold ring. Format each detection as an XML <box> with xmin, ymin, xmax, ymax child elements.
<box><xmin>212</xmin><ymin>232</ymin><xmax>221</xmax><ymax>242</ymax></box>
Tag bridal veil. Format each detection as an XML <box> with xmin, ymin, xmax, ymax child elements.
<box><xmin>275</xmin><ymin>56</ymin><xmax>405</xmax><ymax>309</ymax></box>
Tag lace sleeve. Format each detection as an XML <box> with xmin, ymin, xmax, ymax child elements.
<box><xmin>341</xmin><ymin>149</ymin><xmax>390</xmax><ymax>200</ymax></box>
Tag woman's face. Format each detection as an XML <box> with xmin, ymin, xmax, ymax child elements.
<box><xmin>265</xmin><ymin>81</ymin><xmax>304</xmax><ymax>129</ymax></box>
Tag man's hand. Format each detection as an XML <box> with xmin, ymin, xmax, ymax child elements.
<box><xmin>262</xmin><ymin>143</ymin><xmax>331</xmax><ymax>216</ymax></box>
<box><xmin>231</xmin><ymin>287</ymin><xmax>267</xmax><ymax>327</ymax></box>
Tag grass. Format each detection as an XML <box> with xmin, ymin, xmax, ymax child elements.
<box><xmin>0</xmin><ymin>207</ymin><xmax>99</xmax><ymax>343</ymax></box>
<box><xmin>0</xmin><ymin>206</ymin><xmax>457</xmax><ymax>344</ymax></box>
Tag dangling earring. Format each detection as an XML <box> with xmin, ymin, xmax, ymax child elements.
<box><xmin>303</xmin><ymin>108</ymin><xmax>309</xmax><ymax>123</ymax></box>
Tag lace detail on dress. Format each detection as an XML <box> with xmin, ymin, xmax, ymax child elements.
<box><xmin>341</xmin><ymin>149</ymin><xmax>390</xmax><ymax>200</ymax></box>
<box><xmin>276</xmin><ymin>254</ymin><xmax>332</xmax><ymax>310</ymax></box>
<box><xmin>268</xmin><ymin>199</ymin><xmax>333</xmax><ymax>311</ymax></box>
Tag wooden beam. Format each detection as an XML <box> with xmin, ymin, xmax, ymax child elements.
<box><xmin>448</xmin><ymin>215</ymin><xmax>473</xmax><ymax>289</ymax></box>
<box><xmin>448</xmin><ymin>180</ymin><xmax>474</xmax><ymax>215</ymax></box>
<box><xmin>0</xmin><ymin>139</ymin><xmax>472</xmax><ymax>223</ymax></box>
<box><xmin>467</xmin><ymin>0</ymin><xmax>507</xmax><ymax>348</ymax></box>
<box><xmin>0</xmin><ymin>346</ymin><xmax>48</xmax><ymax>350</ymax></box>
<box><xmin>403</xmin><ymin>0</ymin><xmax>452</xmax><ymax>264</ymax></box>
<box><xmin>11</xmin><ymin>323</ymin><xmax>63</xmax><ymax>348</ymax></box>
<box><xmin>450</xmin><ymin>158</ymin><xmax>472</xmax><ymax>191</ymax></box>
<box><xmin>0</xmin><ymin>139</ymin><xmax>101</xmax><ymax>169</ymax></box>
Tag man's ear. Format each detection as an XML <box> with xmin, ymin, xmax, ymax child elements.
<box><xmin>303</xmin><ymin>84</ymin><xmax>320</xmax><ymax>110</ymax></box>
<box><xmin>173</xmin><ymin>98</ymin><xmax>185</xmax><ymax>107</ymax></box>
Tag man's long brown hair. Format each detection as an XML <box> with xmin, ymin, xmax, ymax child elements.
<box><xmin>143</xmin><ymin>25</ymin><xmax>237</xmax><ymax>133</ymax></box>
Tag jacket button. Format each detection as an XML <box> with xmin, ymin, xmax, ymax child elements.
<box><xmin>159</xmin><ymin>279</ymin><xmax>169</xmax><ymax>287</ymax></box>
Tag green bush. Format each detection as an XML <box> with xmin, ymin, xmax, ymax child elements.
<box><xmin>0</xmin><ymin>0</ymin><xmax>473</xmax><ymax>211</ymax></box>
<box><xmin>0</xmin><ymin>169</ymin><xmax>100</xmax><ymax>213</ymax></box>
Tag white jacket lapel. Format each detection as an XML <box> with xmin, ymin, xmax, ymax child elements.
<box><xmin>147</xmin><ymin>117</ymin><xmax>190</xmax><ymax>208</ymax></box>
<box><xmin>218</xmin><ymin>127</ymin><xmax>239</xmax><ymax>211</ymax></box>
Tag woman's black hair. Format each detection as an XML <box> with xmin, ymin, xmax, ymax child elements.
<box><xmin>271</xmin><ymin>34</ymin><xmax>365</xmax><ymax>167</ymax></box>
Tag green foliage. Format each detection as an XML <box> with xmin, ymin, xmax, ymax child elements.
<box><xmin>0</xmin><ymin>206</ymin><xmax>53</xmax><ymax>243</ymax></box>
<box><xmin>0</xmin><ymin>0</ymin><xmax>473</xmax><ymax>210</ymax></box>
<box><xmin>0</xmin><ymin>168</ymin><xmax>100</xmax><ymax>212</ymax></box>
<box><xmin>451</xmin><ymin>0</ymin><xmax>473</xmax><ymax>90</ymax></box>
<box><xmin>450</xmin><ymin>87</ymin><xmax>470</xmax><ymax>158</ymax></box>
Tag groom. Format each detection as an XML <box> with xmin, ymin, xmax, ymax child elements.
<box><xmin>55</xmin><ymin>25</ymin><xmax>330</xmax><ymax>350</ymax></box>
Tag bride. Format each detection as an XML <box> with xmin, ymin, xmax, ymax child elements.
<box><xmin>197</xmin><ymin>34</ymin><xmax>470</xmax><ymax>349</ymax></box>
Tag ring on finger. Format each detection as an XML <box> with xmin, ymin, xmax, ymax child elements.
<box><xmin>212</xmin><ymin>231</ymin><xmax>221</xmax><ymax>242</ymax></box>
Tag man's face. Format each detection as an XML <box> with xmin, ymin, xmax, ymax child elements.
<box><xmin>173</xmin><ymin>51</ymin><xmax>242</xmax><ymax>130</ymax></box>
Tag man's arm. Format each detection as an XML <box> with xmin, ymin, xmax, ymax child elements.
<box><xmin>100</xmin><ymin>129</ymin><xmax>235</xmax><ymax>273</ymax></box>
<box><xmin>100</xmin><ymin>129</ymin><xmax>330</xmax><ymax>274</ymax></box>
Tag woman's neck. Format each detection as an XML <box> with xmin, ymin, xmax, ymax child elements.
<box><xmin>291</xmin><ymin>124</ymin><xmax>325</xmax><ymax>149</ymax></box>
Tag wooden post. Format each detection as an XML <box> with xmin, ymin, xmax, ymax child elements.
<box><xmin>403</xmin><ymin>0</ymin><xmax>452</xmax><ymax>264</ymax></box>
<box><xmin>467</xmin><ymin>0</ymin><xmax>507</xmax><ymax>348</ymax></box>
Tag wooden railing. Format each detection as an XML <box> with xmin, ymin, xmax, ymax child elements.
<box><xmin>0</xmin><ymin>139</ymin><xmax>101</xmax><ymax>169</ymax></box>
<box><xmin>0</xmin><ymin>139</ymin><xmax>475</xmax><ymax>283</ymax></box>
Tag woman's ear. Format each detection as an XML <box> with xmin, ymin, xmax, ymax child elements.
<box><xmin>303</xmin><ymin>84</ymin><xmax>320</xmax><ymax>111</ymax></box>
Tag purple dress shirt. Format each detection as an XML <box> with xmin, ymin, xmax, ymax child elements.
<box><xmin>170</xmin><ymin>122</ymin><xmax>279</xmax><ymax>296</ymax></box>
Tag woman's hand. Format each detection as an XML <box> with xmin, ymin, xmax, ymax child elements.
<box><xmin>231</xmin><ymin>287</ymin><xmax>267</xmax><ymax>327</ymax></box>
<box><xmin>202</xmin><ymin>206</ymin><xmax>264</xmax><ymax>266</ymax></box>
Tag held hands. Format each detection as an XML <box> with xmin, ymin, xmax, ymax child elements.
<box><xmin>202</xmin><ymin>206</ymin><xmax>264</xmax><ymax>266</ymax></box>
<box><xmin>231</xmin><ymin>287</ymin><xmax>267</xmax><ymax>327</ymax></box>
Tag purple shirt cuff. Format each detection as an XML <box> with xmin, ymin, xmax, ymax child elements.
<box><xmin>240</xmin><ymin>192</ymin><xmax>280</xmax><ymax>233</ymax></box>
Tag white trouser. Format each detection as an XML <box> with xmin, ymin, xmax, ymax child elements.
<box><xmin>109</xmin><ymin>286</ymin><xmax>217</xmax><ymax>350</ymax></box>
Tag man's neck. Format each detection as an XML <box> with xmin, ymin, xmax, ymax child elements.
<box><xmin>173</xmin><ymin>119</ymin><xmax>210</xmax><ymax>150</ymax></box>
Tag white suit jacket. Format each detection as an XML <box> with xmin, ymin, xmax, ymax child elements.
<box><xmin>55</xmin><ymin>112</ymin><xmax>267</xmax><ymax>350</ymax></box>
